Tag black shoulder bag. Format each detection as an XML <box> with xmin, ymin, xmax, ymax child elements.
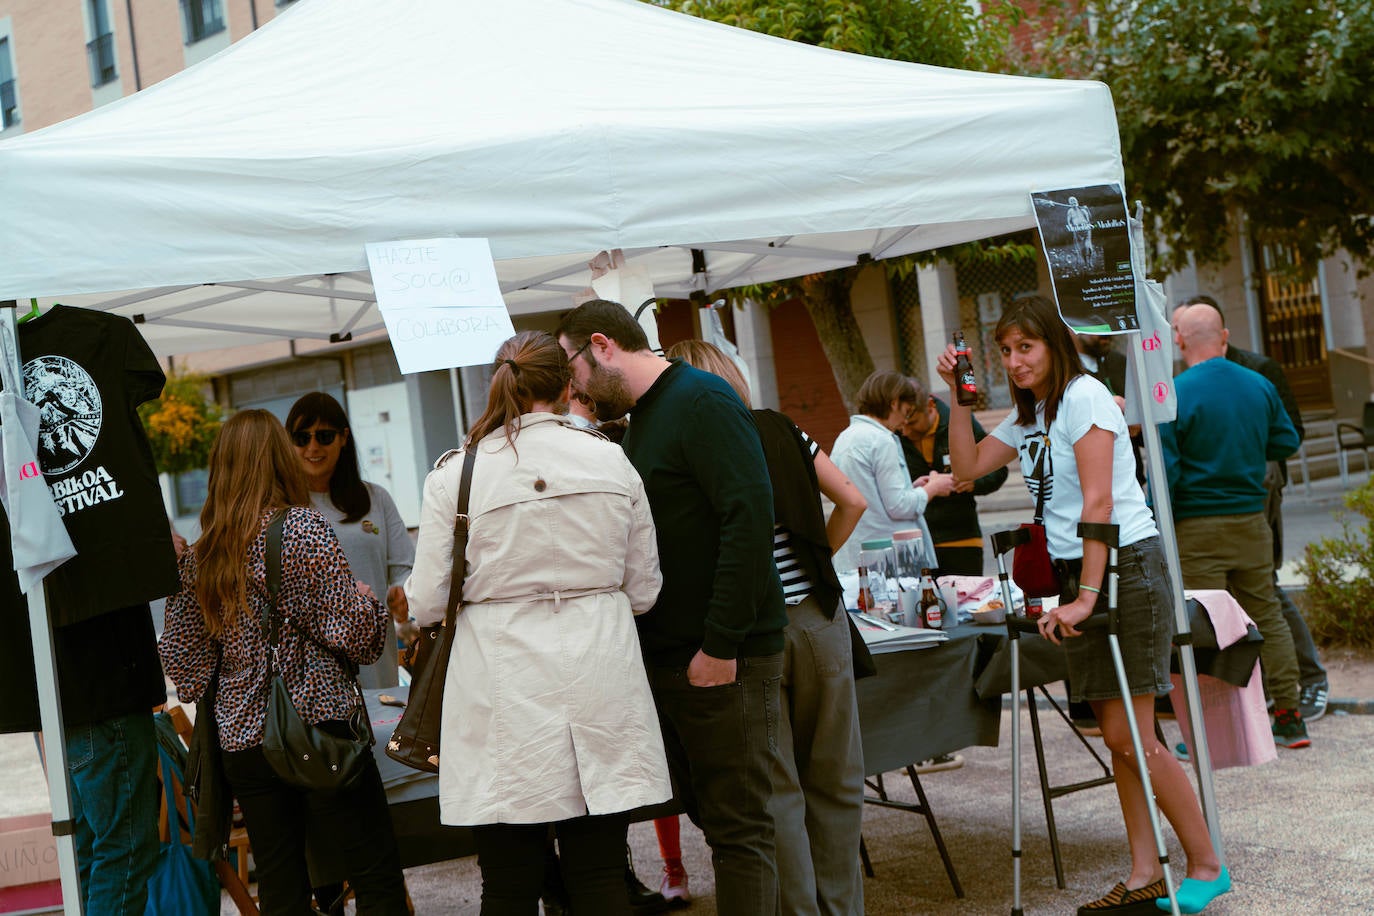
<box><xmin>186</xmin><ymin>650</ymin><xmax>233</xmax><ymax>861</ymax></box>
<box><xmin>260</xmin><ymin>510</ymin><xmax>375</xmax><ymax>791</ymax></box>
<box><xmin>386</xmin><ymin>449</ymin><xmax>476</xmax><ymax>773</ymax></box>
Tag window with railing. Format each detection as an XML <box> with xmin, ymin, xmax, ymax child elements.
<box><xmin>180</xmin><ymin>0</ymin><xmax>226</xmax><ymax>45</ymax></box>
<box><xmin>86</xmin><ymin>0</ymin><xmax>116</xmax><ymax>86</ymax></box>
<box><xmin>87</xmin><ymin>33</ymin><xmax>117</xmax><ymax>86</ymax></box>
<box><xmin>0</xmin><ymin>38</ymin><xmax>17</xmax><ymax>129</ymax></box>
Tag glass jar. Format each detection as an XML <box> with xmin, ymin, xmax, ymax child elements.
<box><xmin>891</xmin><ymin>529</ymin><xmax>925</xmax><ymax>586</ymax></box>
<box><xmin>858</xmin><ymin>538</ymin><xmax>897</xmax><ymax>616</ymax></box>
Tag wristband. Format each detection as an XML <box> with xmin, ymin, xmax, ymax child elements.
<box><xmin>1078</xmin><ymin>584</ymin><xmax>1101</xmax><ymax>596</ymax></box>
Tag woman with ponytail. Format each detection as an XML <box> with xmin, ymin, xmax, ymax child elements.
<box><xmin>406</xmin><ymin>331</ymin><xmax>670</xmax><ymax>914</ymax></box>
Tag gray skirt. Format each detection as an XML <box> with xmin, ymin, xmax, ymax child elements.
<box><xmin>1060</xmin><ymin>537</ymin><xmax>1175</xmax><ymax>703</ymax></box>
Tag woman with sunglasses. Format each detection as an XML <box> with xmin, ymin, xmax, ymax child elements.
<box><xmin>406</xmin><ymin>330</ymin><xmax>669</xmax><ymax>914</ymax></box>
<box><xmin>286</xmin><ymin>392</ymin><xmax>416</xmax><ymax>690</ymax></box>
<box><xmin>938</xmin><ymin>296</ymin><xmax>1226</xmax><ymax>914</ymax></box>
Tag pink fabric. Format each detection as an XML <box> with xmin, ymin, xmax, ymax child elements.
<box><xmin>943</xmin><ymin>575</ymin><xmax>997</xmax><ymax>606</ymax></box>
<box><xmin>1169</xmin><ymin>590</ymin><xmax>1276</xmax><ymax>769</ymax></box>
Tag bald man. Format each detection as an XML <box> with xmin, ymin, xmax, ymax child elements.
<box><xmin>1163</xmin><ymin>305</ymin><xmax>1309</xmax><ymax>748</ymax></box>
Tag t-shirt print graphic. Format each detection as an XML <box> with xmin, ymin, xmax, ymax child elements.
<box><xmin>1023</xmin><ymin>432</ymin><xmax>1053</xmax><ymax>507</ymax></box>
<box><xmin>22</xmin><ymin>356</ymin><xmax>103</xmax><ymax>475</ymax></box>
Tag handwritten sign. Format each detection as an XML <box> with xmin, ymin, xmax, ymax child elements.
<box><xmin>365</xmin><ymin>238</ymin><xmax>515</xmax><ymax>374</ymax></box>
<box><xmin>1030</xmin><ymin>184</ymin><xmax>1138</xmax><ymax>333</ymax></box>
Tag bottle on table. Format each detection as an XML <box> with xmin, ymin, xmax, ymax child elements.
<box><xmin>953</xmin><ymin>329</ymin><xmax>978</xmax><ymax>408</ymax></box>
<box><xmin>858</xmin><ymin>538</ymin><xmax>897</xmax><ymax>617</ymax></box>
<box><xmin>857</xmin><ymin>566</ymin><xmax>876</xmax><ymax>613</ymax></box>
<box><xmin>920</xmin><ymin>568</ymin><xmax>942</xmax><ymax>630</ymax></box>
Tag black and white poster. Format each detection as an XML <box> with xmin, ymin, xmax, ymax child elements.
<box><xmin>1031</xmin><ymin>183</ymin><xmax>1138</xmax><ymax>333</ymax></box>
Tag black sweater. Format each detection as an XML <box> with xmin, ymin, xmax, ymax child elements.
<box><xmin>623</xmin><ymin>361</ymin><xmax>786</xmax><ymax>665</ymax></box>
<box><xmin>900</xmin><ymin>397</ymin><xmax>1008</xmax><ymax>543</ymax></box>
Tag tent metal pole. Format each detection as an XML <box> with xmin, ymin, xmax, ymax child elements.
<box><xmin>1128</xmin><ymin>338</ymin><xmax>1227</xmax><ymax>864</ymax></box>
<box><xmin>26</xmin><ymin>589</ymin><xmax>85</xmax><ymax>915</ymax></box>
<box><xmin>1</xmin><ymin>305</ymin><xmax>84</xmax><ymax>914</ymax></box>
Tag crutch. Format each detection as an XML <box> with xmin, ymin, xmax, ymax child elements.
<box><xmin>1078</xmin><ymin>522</ymin><xmax>1181</xmax><ymax>916</ymax></box>
<box><xmin>990</xmin><ymin>526</ymin><xmax>1032</xmax><ymax>916</ymax></box>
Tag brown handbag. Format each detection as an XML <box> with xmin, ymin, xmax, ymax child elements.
<box><xmin>386</xmin><ymin>449</ymin><xmax>475</xmax><ymax>774</ymax></box>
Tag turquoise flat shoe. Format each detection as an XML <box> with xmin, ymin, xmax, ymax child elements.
<box><xmin>1156</xmin><ymin>866</ymin><xmax>1231</xmax><ymax>914</ymax></box>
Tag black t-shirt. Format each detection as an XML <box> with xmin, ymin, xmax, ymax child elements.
<box><xmin>9</xmin><ymin>306</ymin><xmax>178</xmax><ymax>625</ymax></box>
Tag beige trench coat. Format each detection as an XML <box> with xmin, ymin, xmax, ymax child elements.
<box><xmin>405</xmin><ymin>413</ymin><xmax>671</xmax><ymax>826</ymax></box>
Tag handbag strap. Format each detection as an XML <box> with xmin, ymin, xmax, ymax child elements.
<box><xmin>1030</xmin><ymin>428</ymin><xmax>1050</xmax><ymax>525</ymax></box>
<box><xmin>262</xmin><ymin>508</ymin><xmax>359</xmax><ymax>680</ymax></box>
<box><xmin>443</xmin><ymin>449</ymin><xmax>477</xmax><ymax>629</ymax></box>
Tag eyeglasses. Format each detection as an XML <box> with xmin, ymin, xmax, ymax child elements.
<box><xmin>567</xmin><ymin>337</ymin><xmax>594</xmax><ymax>364</ymax></box>
<box><xmin>292</xmin><ymin>429</ymin><xmax>340</xmax><ymax>447</ymax></box>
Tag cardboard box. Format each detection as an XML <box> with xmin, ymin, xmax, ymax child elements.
<box><xmin>0</xmin><ymin>817</ymin><xmax>59</xmax><ymax>890</ymax></box>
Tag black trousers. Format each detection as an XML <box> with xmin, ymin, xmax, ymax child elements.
<box><xmin>473</xmin><ymin>813</ymin><xmax>631</xmax><ymax>915</ymax></box>
<box><xmin>223</xmin><ymin>730</ymin><xmax>408</xmax><ymax>916</ymax></box>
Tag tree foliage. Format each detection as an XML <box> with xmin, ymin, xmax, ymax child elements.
<box><xmin>138</xmin><ymin>372</ymin><xmax>224</xmax><ymax>475</ymax></box>
<box><xmin>1017</xmin><ymin>0</ymin><xmax>1374</xmax><ymax>272</ymax></box>
<box><xmin>647</xmin><ymin>0</ymin><xmax>1023</xmax><ymax>410</ymax></box>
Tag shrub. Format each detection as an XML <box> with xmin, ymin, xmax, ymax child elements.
<box><xmin>138</xmin><ymin>372</ymin><xmax>224</xmax><ymax>475</ymax></box>
<box><xmin>1297</xmin><ymin>477</ymin><xmax>1374</xmax><ymax>649</ymax></box>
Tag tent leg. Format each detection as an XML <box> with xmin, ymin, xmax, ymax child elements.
<box><xmin>27</xmin><ymin>588</ymin><xmax>86</xmax><ymax>915</ymax></box>
<box><xmin>1129</xmin><ymin>337</ymin><xmax>1226</xmax><ymax>865</ymax></box>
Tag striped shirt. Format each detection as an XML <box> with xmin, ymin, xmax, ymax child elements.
<box><xmin>774</xmin><ymin>428</ymin><xmax>820</xmax><ymax>604</ymax></box>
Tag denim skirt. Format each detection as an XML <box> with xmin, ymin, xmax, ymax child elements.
<box><xmin>1060</xmin><ymin>536</ymin><xmax>1175</xmax><ymax>702</ymax></box>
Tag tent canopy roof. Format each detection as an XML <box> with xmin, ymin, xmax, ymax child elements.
<box><xmin>0</xmin><ymin>0</ymin><xmax>1123</xmax><ymax>356</ymax></box>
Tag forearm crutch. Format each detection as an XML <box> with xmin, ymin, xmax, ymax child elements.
<box><xmin>990</xmin><ymin>527</ymin><xmax>1031</xmax><ymax>916</ymax></box>
<box><xmin>1079</xmin><ymin>522</ymin><xmax>1180</xmax><ymax>916</ymax></box>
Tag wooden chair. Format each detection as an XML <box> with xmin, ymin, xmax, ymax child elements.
<box><xmin>159</xmin><ymin>704</ymin><xmax>259</xmax><ymax>916</ymax></box>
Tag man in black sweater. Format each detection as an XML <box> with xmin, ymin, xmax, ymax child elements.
<box><xmin>1175</xmin><ymin>295</ymin><xmax>1328</xmax><ymax>721</ymax></box>
<box><xmin>557</xmin><ymin>300</ymin><xmax>788</xmax><ymax>915</ymax></box>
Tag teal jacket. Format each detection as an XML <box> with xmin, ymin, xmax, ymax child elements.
<box><xmin>1161</xmin><ymin>357</ymin><xmax>1299</xmax><ymax>519</ymax></box>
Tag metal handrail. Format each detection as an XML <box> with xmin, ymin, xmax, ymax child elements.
<box><xmin>1330</xmin><ymin>347</ymin><xmax>1374</xmax><ymax>368</ymax></box>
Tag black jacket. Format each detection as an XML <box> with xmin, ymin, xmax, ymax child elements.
<box><xmin>899</xmin><ymin>398</ymin><xmax>1007</xmax><ymax>544</ymax></box>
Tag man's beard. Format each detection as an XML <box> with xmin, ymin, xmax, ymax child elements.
<box><xmin>1079</xmin><ymin>335</ymin><xmax>1114</xmax><ymax>360</ymax></box>
<box><xmin>585</xmin><ymin>361</ymin><xmax>635</xmax><ymax>422</ymax></box>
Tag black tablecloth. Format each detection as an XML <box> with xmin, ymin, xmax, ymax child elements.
<box><xmin>856</xmin><ymin>625</ymin><xmax>1003</xmax><ymax>774</ymax></box>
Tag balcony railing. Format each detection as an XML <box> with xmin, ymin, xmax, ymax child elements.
<box><xmin>87</xmin><ymin>33</ymin><xmax>117</xmax><ymax>87</ymax></box>
<box><xmin>181</xmin><ymin>0</ymin><xmax>226</xmax><ymax>45</ymax></box>
<box><xmin>0</xmin><ymin>79</ymin><xmax>18</xmax><ymax>129</ymax></box>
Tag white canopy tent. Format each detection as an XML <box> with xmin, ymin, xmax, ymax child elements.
<box><xmin>0</xmin><ymin>0</ymin><xmax>1124</xmax><ymax>354</ymax></box>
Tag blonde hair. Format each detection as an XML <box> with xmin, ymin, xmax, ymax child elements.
<box><xmin>665</xmin><ymin>339</ymin><xmax>752</xmax><ymax>408</ymax></box>
<box><xmin>195</xmin><ymin>410</ymin><xmax>309</xmax><ymax>637</ymax></box>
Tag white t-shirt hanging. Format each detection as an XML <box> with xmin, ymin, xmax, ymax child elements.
<box><xmin>990</xmin><ymin>375</ymin><xmax>1156</xmax><ymax>559</ymax></box>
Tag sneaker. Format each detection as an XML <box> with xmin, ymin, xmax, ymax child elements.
<box><xmin>914</xmin><ymin>753</ymin><xmax>964</xmax><ymax>773</ymax></box>
<box><xmin>659</xmin><ymin>866</ymin><xmax>691</xmax><ymax>906</ymax></box>
<box><xmin>625</xmin><ymin>866</ymin><xmax>670</xmax><ymax>915</ymax></box>
<box><xmin>1272</xmin><ymin>707</ymin><xmax>1311</xmax><ymax>749</ymax></box>
<box><xmin>1299</xmin><ymin>682</ymin><xmax>1329</xmax><ymax>723</ymax></box>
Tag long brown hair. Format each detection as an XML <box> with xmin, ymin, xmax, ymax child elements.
<box><xmin>464</xmin><ymin>331</ymin><xmax>571</xmax><ymax>451</ymax></box>
<box><xmin>194</xmin><ymin>410</ymin><xmax>310</xmax><ymax>637</ymax></box>
<box><xmin>995</xmin><ymin>295</ymin><xmax>1084</xmax><ymax>427</ymax></box>
<box><xmin>665</xmin><ymin>339</ymin><xmax>752</xmax><ymax>408</ymax></box>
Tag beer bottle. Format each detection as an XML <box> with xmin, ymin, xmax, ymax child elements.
<box><xmin>953</xmin><ymin>330</ymin><xmax>978</xmax><ymax>407</ymax></box>
<box><xmin>857</xmin><ymin>566</ymin><xmax>875</xmax><ymax>613</ymax></box>
<box><xmin>920</xmin><ymin>569</ymin><xmax>942</xmax><ymax>629</ymax></box>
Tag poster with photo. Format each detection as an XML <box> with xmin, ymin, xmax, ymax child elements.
<box><xmin>1031</xmin><ymin>183</ymin><xmax>1138</xmax><ymax>333</ymax></box>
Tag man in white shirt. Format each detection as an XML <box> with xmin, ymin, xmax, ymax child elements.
<box><xmin>830</xmin><ymin>371</ymin><xmax>955</xmax><ymax>572</ymax></box>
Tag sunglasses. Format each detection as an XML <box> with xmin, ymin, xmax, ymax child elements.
<box><xmin>292</xmin><ymin>429</ymin><xmax>341</xmax><ymax>447</ymax></box>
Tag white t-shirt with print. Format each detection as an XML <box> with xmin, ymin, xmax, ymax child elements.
<box><xmin>990</xmin><ymin>375</ymin><xmax>1156</xmax><ymax>559</ymax></box>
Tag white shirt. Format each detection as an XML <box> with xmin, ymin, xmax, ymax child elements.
<box><xmin>830</xmin><ymin>414</ymin><xmax>937</xmax><ymax>572</ymax></box>
<box><xmin>990</xmin><ymin>376</ymin><xmax>1156</xmax><ymax>559</ymax></box>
